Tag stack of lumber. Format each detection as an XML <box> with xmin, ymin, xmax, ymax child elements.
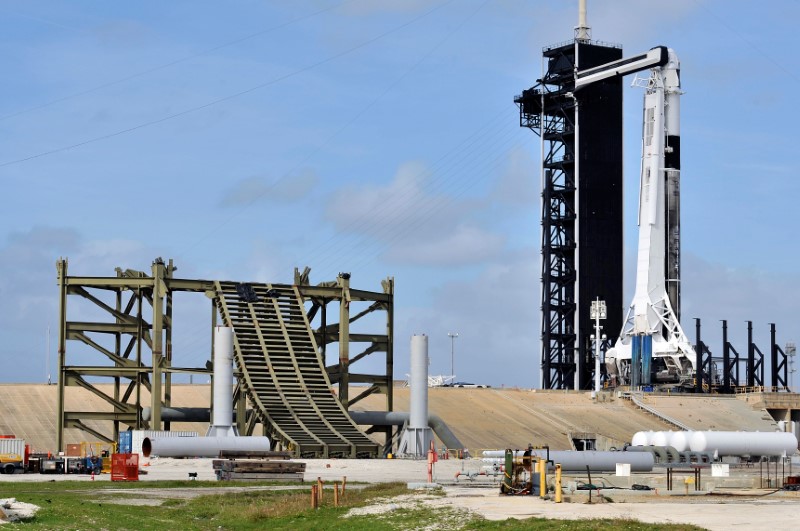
<box><xmin>213</xmin><ymin>450</ymin><xmax>305</xmax><ymax>482</ymax></box>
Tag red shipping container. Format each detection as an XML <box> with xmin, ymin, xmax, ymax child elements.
<box><xmin>111</xmin><ymin>453</ymin><xmax>139</xmax><ymax>481</ymax></box>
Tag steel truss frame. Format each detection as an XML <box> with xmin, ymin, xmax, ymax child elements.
<box><xmin>516</xmin><ymin>44</ymin><xmax>577</xmax><ymax>389</ymax></box>
<box><xmin>56</xmin><ymin>258</ymin><xmax>393</xmax><ymax>451</ymax></box>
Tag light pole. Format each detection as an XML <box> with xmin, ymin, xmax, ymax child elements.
<box><xmin>590</xmin><ymin>298</ymin><xmax>607</xmax><ymax>398</ymax></box>
<box><xmin>448</xmin><ymin>332</ymin><xmax>459</xmax><ymax>382</ymax></box>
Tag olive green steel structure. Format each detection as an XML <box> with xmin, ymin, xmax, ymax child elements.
<box><xmin>55</xmin><ymin>258</ymin><xmax>394</xmax><ymax>456</ymax></box>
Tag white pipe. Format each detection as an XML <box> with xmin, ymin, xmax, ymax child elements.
<box><xmin>213</xmin><ymin>327</ymin><xmax>234</xmax><ymax>428</ymax></box>
<box><xmin>142</xmin><ymin>436</ymin><xmax>271</xmax><ymax>458</ymax></box>
<box><xmin>207</xmin><ymin>327</ymin><xmax>237</xmax><ymax>437</ymax></box>
<box><xmin>349</xmin><ymin>411</ymin><xmax>463</xmax><ymax>450</ymax></box>
<box><xmin>409</xmin><ymin>335</ymin><xmax>429</xmax><ymax>429</ymax></box>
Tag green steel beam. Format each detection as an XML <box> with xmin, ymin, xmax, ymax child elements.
<box><xmin>64</xmin><ymin>420</ymin><xmax>116</xmax><ymax>443</ymax></box>
<box><xmin>67</xmin><ymin>321</ymin><xmax>146</xmax><ymax>334</ymax></box>
<box><xmin>298</xmin><ymin>285</ymin><xmax>391</xmax><ymax>302</ymax></box>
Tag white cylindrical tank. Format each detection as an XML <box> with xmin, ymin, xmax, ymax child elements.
<box><xmin>631</xmin><ymin>431</ymin><xmax>655</xmax><ymax>446</ymax></box>
<box><xmin>669</xmin><ymin>431</ymin><xmax>693</xmax><ymax>452</ymax></box>
<box><xmin>213</xmin><ymin>326</ymin><xmax>234</xmax><ymax>429</ymax></box>
<box><xmin>689</xmin><ymin>431</ymin><xmax>799</xmax><ymax>457</ymax></box>
<box><xmin>142</xmin><ymin>436</ymin><xmax>271</xmax><ymax>458</ymax></box>
<box><xmin>409</xmin><ymin>334</ymin><xmax>429</xmax><ymax>430</ymax></box>
<box><xmin>651</xmin><ymin>431</ymin><xmax>672</xmax><ymax>448</ymax></box>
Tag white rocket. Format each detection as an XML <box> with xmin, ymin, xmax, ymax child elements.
<box><xmin>604</xmin><ymin>50</ymin><xmax>696</xmax><ymax>386</ymax></box>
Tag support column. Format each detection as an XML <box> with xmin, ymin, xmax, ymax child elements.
<box><xmin>695</xmin><ymin>318</ymin><xmax>703</xmax><ymax>393</ymax></box>
<box><xmin>56</xmin><ymin>259</ymin><xmax>68</xmax><ymax>452</ymax></box>
<box><xmin>385</xmin><ymin>278</ymin><xmax>395</xmax><ymax>452</ymax></box>
<box><xmin>164</xmin><ymin>259</ymin><xmax>174</xmax><ymax>431</ymax></box>
<box><xmin>747</xmin><ymin>321</ymin><xmax>755</xmax><ymax>387</ymax></box>
<box><xmin>338</xmin><ymin>274</ymin><xmax>350</xmax><ymax>408</ymax></box>
<box><xmin>150</xmin><ymin>259</ymin><xmax>166</xmax><ymax>430</ymax></box>
<box><xmin>722</xmin><ymin>320</ymin><xmax>730</xmax><ymax>393</ymax></box>
<box><xmin>114</xmin><ymin>288</ymin><xmax>122</xmax><ymax>444</ymax></box>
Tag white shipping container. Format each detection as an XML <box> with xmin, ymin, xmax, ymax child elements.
<box><xmin>0</xmin><ymin>439</ymin><xmax>25</xmax><ymax>457</ymax></box>
<box><xmin>130</xmin><ymin>430</ymin><xmax>197</xmax><ymax>458</ymax></box>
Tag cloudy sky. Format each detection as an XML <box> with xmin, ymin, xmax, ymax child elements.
<box><xmin>1</xmin><ymin>0</ymin><xmax>797</xmax><ymax>389</ymax></box>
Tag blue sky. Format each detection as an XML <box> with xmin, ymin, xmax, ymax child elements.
<box><xmin>0</xmin><ymin>0</ymin><xmax>798</xmax><ymax>389</ymax></box>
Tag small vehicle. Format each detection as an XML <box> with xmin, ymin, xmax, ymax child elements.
<box><xmin>0</xmin><ymin>453</ymin><xmax>23</xmax><ymax>474</ymax></box>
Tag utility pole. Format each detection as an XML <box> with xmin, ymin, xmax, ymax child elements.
<box><xmin>448</xmin><ymin>332</ymin><xmax>459</xmax><ymax>382</ymax></box>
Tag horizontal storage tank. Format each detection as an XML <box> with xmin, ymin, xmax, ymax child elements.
<box><xmin>689</xmin><ymin>431</ymin><xmax>798</xmax><ymax>457</ymax></box>
<box><xmin>651</xmin><ymin>431</ymin><xmax>672</xmax><ymax>448</ymax></box>
<box><xmin>669</xmin><ymin>431</ymin><xmax>693</xmax><ymax>452</ymax></box>
<box><xmin>143</xmin><ymin>436</ymin><xmax>271</xmax><ymax>458</ymax></box>
<box><xmin>631</xmin><ymin>431</ymin><xmax>656</xmax><ymax>446</ymax></box>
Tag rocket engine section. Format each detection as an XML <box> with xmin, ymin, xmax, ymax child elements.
<box><xmin>605</xmin><ymin>49</ymin><xmax>696</xmax><ymax>386</ymax></box>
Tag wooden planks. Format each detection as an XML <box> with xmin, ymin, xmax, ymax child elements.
<box><xmin>213</xmin><ymin>457</ymin><xmax>306</xmax><ymax>482</ymax></box>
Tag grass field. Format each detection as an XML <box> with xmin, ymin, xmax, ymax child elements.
<box><xmin>0</xmin><ymin>481</ymin><xmax>704</xmax><ymax>530</ymax></box>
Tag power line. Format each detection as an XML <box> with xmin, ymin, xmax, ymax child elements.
<box><xmin>175</xmin><ymin>0</ymin><xmax>472</xmax><ymax>257</ymax></box>
<box><xmin>0</xmin><ymin>1</ymin><xmax>350</xmax><ymax>122</ymax></box>
<box><xmin>0</xmin><ymin>0</ymin><xmax>454</xmax><ymax>169</ymax></box>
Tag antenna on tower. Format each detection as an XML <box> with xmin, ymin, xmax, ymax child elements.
<box><xmin>575</xmin><ymin>0</ymin><xmax>591</xmax><ymax>42</ymax></box>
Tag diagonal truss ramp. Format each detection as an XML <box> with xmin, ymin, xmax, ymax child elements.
<box><xmin>215</xmin><ymin>281</ymin><xmax>378</xmax><ymax>458</ymax></box>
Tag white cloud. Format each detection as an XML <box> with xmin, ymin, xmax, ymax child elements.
<box><xmin>220</xmin><ymin>168</ymin><xmax>318</xmax><ymax>207</ymax></box>
<box><xmin>326</xmin><ymin>160</ymin><xmax>443</xmax><ymax>235</ymax></box>
<box><xmin>325</xmin><ymin>160</ymin><xmax>509</xmax><ymax>267</ymax></box>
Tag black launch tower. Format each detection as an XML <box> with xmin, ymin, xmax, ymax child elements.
<box><xmin>515</xmin><ymin>37</ymin><xmax>624</xmax><ymax>390</ymax></box>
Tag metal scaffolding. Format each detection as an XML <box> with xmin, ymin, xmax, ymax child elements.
<box><xmin>56</xmin><ymin>258</ymin><xmax>394</xmax><ymax>453</ymax></box>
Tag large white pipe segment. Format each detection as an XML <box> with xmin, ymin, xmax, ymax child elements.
<box><xmin>398</xmin><ymin>335</ymin><xmax>435</xmax><ymax>457</ymax></box>
<box><xmin>689</xmin><ymin>431</ymin><xmax>798</xmax><ymax>457</ymax></box>
<box><xmin>207</xmin><ymin>326</ymin><xmax>237</xmax><ymax>437</ymax></box>
<box><xmin>142</xmin><ymin>436</ymin><xmax>271</xmax><ymax>458</ymax></box>
<box><xmin>409</xmin><ymin>335</ymin><xmax>429</xmax><ymax>430</ymax></box>
<box><xmin>481</xmin><ymin>450</ymin><xmax>654</xmax><ymax>472</ymax></box>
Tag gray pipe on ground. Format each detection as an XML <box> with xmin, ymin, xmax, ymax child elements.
<box><xmin>349</xmin><ymin>411</ymin><xmax>464</xmax><ymax>450</ymax></box>
<box><xmin>142</xmin><ymin>436</ymin><xmax>271</xmax><ymax>458</ymax></box>
<box><xmin>482</xmin><ymin>450</ymin><xmax>654</xmax><ymax>472</ymax></box>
